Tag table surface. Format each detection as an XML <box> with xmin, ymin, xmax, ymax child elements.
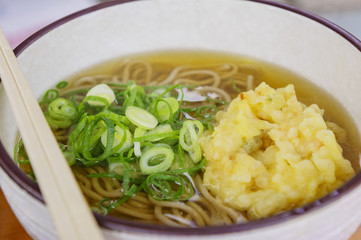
<box><xmin>0</xmin><ymin>188</ymin><xmax>31</xmax><ymax>240</ymax></box>
<box><xmin>0</xmin><ymin>187</ymin><xmax>361</xmax><ymax>240</ymax></box>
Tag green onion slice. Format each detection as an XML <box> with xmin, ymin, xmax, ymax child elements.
<box><xmin>139</xmin><ymin>146</ymin><xmax>174</xmax><ymax>174</ymax></box>
<box><xmin>133</xmin><ymin>130</ymin><xmax>179</xmax><ymax>143</ymax></box>
<box><xmin>134</xmin><ymin>127</ymin><xmax>147</xmax><ymax>138</ymax></box>
<box><xmin>48</xmin><ymin>98</ymin><xmax>78</xmax><ymax>121</ymax></box>
<box><xmin>79</xmin><ymin>96</ymin><xmax>110</xmax><ymax>112</ymax></box>
<box><xmin>86</xmin><ymin>83</ymin><xmax>115</xmax><ymax>106</ymax></box>
<box><xmin>179</xmin><ymin>120</ymin><xmax>204</xmax><ymax>151</ymax></box>
<box><xmin>45</xmin><ymin>114</ymin><xmax>73</xmax><ymax>129</ymax></box>
<box><xmin>88</xmin><ymin>120</ymin><xmax>107</xmax><ymax>149</ymax></box>
<box><xmin>134</xmin><ymin>142</ymin><xmax>141</xmax><ymax>157</ymax></box>
<box><xmin>171</xmin><ymin>157</ymin><xmax>206</xmax><ymax>175</ymax></box>
<box><xmin>40</xmin><ymin>89</ymin><xmax>59</xmax><ymax>104</ymax></box>
<box><xmin>81</xmin><ymin>117</ymin><xmax>115</xmax><ymax>163</ymax></box>
<box><xmin>156</xmin><ymin>97</ymin><xmax>179</xmax><ymax>122</ymax></box>
<box><xmin>189</xmin><ymin>143</ymin><xmax>202</xmax><ymax>163</ymax></box>
<box><xmin>63</xmin><ymin>150</ymin><xmax>76</xmax><ymax>166</ymax></box>
<box><xmin>125</xmin><ymin>106</ymin><xmax>158</xmax><ymax>130</ymax></box>
<box><xmin>56</xmin><ymin>81</ymin><xmax>68</xmax><ymax>89</ymax></box>
<box><xmin>95</xmin><ymin>110</ymin><xmax>130</xmax><ymax>125</ymax></box>
<box><xmin>123</xmin><ymin>82</ymin><xmax>146</xmax><ymax>109</ymax></box>
<box><xmin>144</xmin><ymin>124</ymin><xmax>173</xmax><ymax>142</ymax></box>
<box><xmin>101</xmin><ymin>126</ymin><xmax>133</xmax><ymax>153</ymax></box>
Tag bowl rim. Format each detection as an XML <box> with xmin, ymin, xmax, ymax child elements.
<box><xmin>1</xmin><ymin>0</ymin><xmax>361</xmax><ymax>235</ymax></box>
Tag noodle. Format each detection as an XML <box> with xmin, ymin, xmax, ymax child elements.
<box><xmin>154</xmin><ymin>206</ymin><xmax>184</xmax><ymax>227</ymax></box>
<box><xmin>117</xmin><ymin>59</ymin><xmax>153</xmax><ymax>84</ymax></box>
<box><xmin>149</xmin><ymin>195</ymin><xmax>206</xmax><ymax>227</ymax></box>
<box><xmin>194</xmin><ymin>174</ymin><xmax>244</xmax><ymax>223</ymax></box>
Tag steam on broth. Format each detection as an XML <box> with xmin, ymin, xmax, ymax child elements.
<box><xmin>15</xmin><ymin>51</ymin><xmax>360</xmax><ymax>227</ymax></box>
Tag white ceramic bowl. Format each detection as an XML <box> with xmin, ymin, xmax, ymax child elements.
<box><xmin>1</xmin><ymin>0</ymin><xmax>361</xmax><ymax>239</ymax></box>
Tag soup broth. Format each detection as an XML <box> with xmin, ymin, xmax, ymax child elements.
<box><xmin>16</xmin><ymin>51</ymin><xmax>361</xmax><ymax>226</ymax></box>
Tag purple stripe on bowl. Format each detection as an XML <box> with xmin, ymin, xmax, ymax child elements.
<box><xmin>0</xmin><ymin>0</ymin><xmax>359</xmax><ymax>235</ymax></box>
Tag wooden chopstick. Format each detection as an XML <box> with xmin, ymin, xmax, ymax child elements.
<box><xmin>0</xmin><ymin>28</ymin><xmax>104</xmax><ymax>240</ymax></box>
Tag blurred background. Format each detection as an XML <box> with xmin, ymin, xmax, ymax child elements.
<box><xmin>0</xmin><ymin>0</ymin><xmax>361</xmax><ymax>49</ymax></box>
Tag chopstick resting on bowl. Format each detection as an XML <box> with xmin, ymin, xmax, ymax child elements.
<box><xmin>0</xmin><ymin>28</ymin><xmax>104</xmax><ymax>240</ymax></box>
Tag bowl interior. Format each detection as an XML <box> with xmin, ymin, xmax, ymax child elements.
<box><xmin>1</xmin><ymin>0</ymin><xmax>361</xmax><ymax>234</ymax></box>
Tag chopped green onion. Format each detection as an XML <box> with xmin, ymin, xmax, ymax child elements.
<box><xmin>134</xmin><ymin>142</ymin><xmax>141</xmax><ymax>157</ymax></box>
<box><xmin>87</xmin><ymin>84</ymin><xmax>115</xmax><ymax>105</ymax></box>
<box><xmin>40</xmin><ymin>89</ymin><xmax>59</xmax><ymax>104</ymax></box>
<box><xmin>171</xmin><ymin>157</ymin><xmax>206</xmax><ymax>175</ymax></box>
<box><xmin>145</xmin><ymin>172</ymin><xmax>194</xmax><ymax>201</ymax></box>
<box><xmin>17</xmin><ymin>159</ymin><xmax>30</xmax><ymax>164</ymax></box>
<box><xmin>79</xmin><ymin>96</ymin><xmax>110</xmax><ymax>112</ymax></box>
<box><xmin>190</xmin><ymin>120</ymin><xmax>204</xmax><ymax>138</ymax></box>
<box><xmin>97</xmin><ymin>198</ymin><xmax>113</xmax><ymax>215</ymax></box>
<box><xmin>179</xmin><ymin>124</ymin><xmax>197</xmax><ymax>152</ymax></box>
<box><xmin>80</xmin><ymin>117</ymin><xmax>115</xmax><ymax>165</ymax></box>
<box><xmin>63</xmin><ymin>150</ymin><xmax>76</xmax><ymax>166</ymax></box>
<box><xmin>98</xmin><ymin>183</ymin><xmax>144</xmax><ymax>214</ymax></box>
<box><xmin>45</xmin><ymin>97</ymin><xmax>78</xmax><ymax>129</ymax></box>
<box><xmin>133</xmin><ymin>130</ymin><xmax>179</xmax><ymax>143</ymax></box>
<box><xmin>144</xmin><ymin>124</ymin><xmax>173</xmax><ymax>142</ymax></box>
<box><xmin>101</xmin><ymin>126</ymin><xmax>133</xmax><ymax>153</ymax></box>
<box><xmin>156</xmin><ymin>97</ymin><xmax>179</xmax><ymax>122</ymax></box>
<box><xmin>134</xmin><ymin>127</ymin><xmax>147</xmax><ymax>138</ymax></box>
<box><xmin>56</xmin><ymin>81</ymin><xmax>68</xmax><ymax>89</ymax></box>
<box><xmin>107</xmin><ymin>158</ymin><xmax>126</xmax><ymax>175</ymax></box>
<box><xmin>20</xmin><ymin>79</ymin><xmax>229</xmax><ymax>208</ymax></box>
<box><xmin>64</xmin><ymin>89</ymin><xmax>89</xmax><ymax>98</ymax></box>
<box><xmin>95</xmin><ymin>110</ymin><xmax>130</xmax><ymax>125</ymax></box>
<box><xmin>142</xmin><ymin>143</ymin><xmax>172</xmax><ymax>154</ymax></box>
<box><xmin>123</xmin><ymin>82</ymin><xmax>146</xmax><ymax>109</ymax></box>
<box><xmin>88</xmin><ymin>120</ymin><xmax>107</xmax><ymax>149</ymax></box>
<box><xmin>179</xmin><ymin>120</ymin><xmax>204</xmax><ymax>163</ymax></box>
<box><xmin>152</xmin><ymin>84</ymin><xmax>179</xmax><ymax>99</ymax></box>
<box><xmin>153</xmin><ymin>143</ymin><xmax>172</xmax><ymax>149</ymax></box>
<box><xmin>139</xmin><ymin>146</ymin><xmax>174</xmax><ymax>174</ymax></box>
<box><xmin>179</xmin><ymin>120</ymin><xmax>203</xmax><ymax>151</ymax></box>
<box><xmin>48</xmin><ymin>98</ymin><xmax>78</xmax><ymax>121</ymax></box>
<box><xmin>69</xmin><ymin>114</ymin><xmax>88</xmax><ymax>156</ymax></box>
<box><xmin>189</xmin><ymin>143</ymin><xmax>202</xmax><ymax>163</ymax></box>
<box><xmin>45</xmin><ymin>114</ymin><xmax>73</xmax><ymax>129</ymax></box>
<box><xmin>125</xmin><ymin>106</ymin><xmax>158</xmax><ymax>130</ymax></box>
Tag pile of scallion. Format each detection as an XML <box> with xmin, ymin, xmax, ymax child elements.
<box><xmin>27</xmin><ymin>81</ymin><xmax>228</xmax><ymax>213</ymax></box>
